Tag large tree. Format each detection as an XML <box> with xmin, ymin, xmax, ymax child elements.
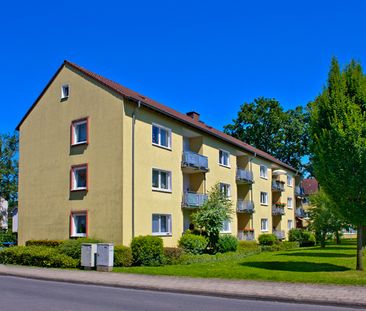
<box><xmin>309</xmin><ymin>58</ymin><xmax>366</xmax><ymax>270</ymax></box>
<box><xmin>0</xmin><ymin>133</ymin><xmax>18</xmax><ymax>204</ymax></box>
<box><xmin>224</xmin><ymin>98</ymin><xmax>309</xmax><ymax>172</ymax></box>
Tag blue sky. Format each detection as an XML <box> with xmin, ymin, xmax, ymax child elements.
<box><xmin>1</xmin><ymin>0</ymin><xmax>366</xmax><ymax>133</ymax></box>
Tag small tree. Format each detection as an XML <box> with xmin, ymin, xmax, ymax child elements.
<box><xmin>308</xmin><ymin>190</ymin><xmax>344</xmax><ymax>247</ymax></box>
<box><xmin>192</xmin><ymin>183</ymin><xmax>233</xmax><ymax>252</ymax></box>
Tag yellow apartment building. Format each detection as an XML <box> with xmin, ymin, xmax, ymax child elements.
<box><xmin>16</xmin><ymin>61</ymin><xmax>299</xmax><ymax>247</ymax></box>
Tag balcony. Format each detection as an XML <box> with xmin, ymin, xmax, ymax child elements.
<box><xmin>237</xmin><ymin>200</ymin><xmax>255</xmax><ymax>214</ymax></box>
<box><xmin>296</xmin><ymin>208</ymin><xmax>306</xmax><ymax>218</ymax></box>
<box><xmin>272</xmin><ymin>180</ymin><xmax>285</xmax><ymax>192</ymax></box>
<box><xmin>237</xmin><ymin>230</ymin><xmax>255</xmax><ymax>241</ymax></box>
<box><xmin>273</xmin><ymin>230</ymin><xmax>285</xmax><ymax>240</ymax></box>
<box><xmin>181</xmin><ymin>151</ymin><xmax>209</xmax><ymax>173</ymax></box>
<box><xmin>295</xmin><ymin>186</ymin><xmax>305</xmax><ymax>197</ymax></box>
<box><xmin>182</xmin><ymin>192</ymin><xmax>208</xmax><ymax>208</ymax></box>
<box><xmin>236</xmin><ymin>168</ymin><xmax>254</xmax><ymax>184</ymax></box>
<box><xmin>272</xmin><ymin>205</ymin><xmax>285</xmax><ymax>216</ymax></box>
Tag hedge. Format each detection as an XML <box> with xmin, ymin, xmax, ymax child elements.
<box><xmin>57</xmin><ymin>238</ymin><xmax>102</xmax><ymax>260</ymax></box>
<box><xmin>216</xmin><ymin>235</ymin><xmax>238</xmax><ymax>253</ymax></box>
<box><xmin>258</xmin><ymin>234</ymin><xmax>277</xmax><ymax>246</ymax></box>
<box><xmin>25</xmin><ymin>240</ymin><xmax>63</xmax><ymax>247</ymax></box>
<box><xmin>114</xmin><ymin>245</ymin><xmax>133</xmax><ymax>267</ymax></box>
<box><xmin>163</xmin><ymin>247</ymin><xmax>185</xmax><ymax>265</ymax></box>
<box><xmin>178</xmin><ymin>233</ymin><xmax>208</xmax><ymax>255</ymax></box>
<box><xmin>131</xmin><ymin>236</ymin><xmax>164</xmax><ymax>266</ymax></box>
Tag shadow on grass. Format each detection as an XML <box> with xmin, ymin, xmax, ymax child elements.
<box><xmin>241</xmin><ymin>261</ymin><xmax>350</xmax><ymax>272</ymax></box>
<box><xmin>316</xmin><ymin>247</ymin><xmax>355</xmax><ymax>251</ymax></box>
<box><xmin>279</xmin><ymin>252</ymin><xmax>354</xmax><ymax>258</ymax></box>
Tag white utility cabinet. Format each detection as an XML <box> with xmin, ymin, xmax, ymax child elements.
<box><xmin>96</xmin><ymin>243</ymin><xmax>114</xmax><ymax>272</ymax></box>
<box><xmin>81</xmin><ymin>243</ymin><xmax>97</xmax><ymax>269</ymax></box>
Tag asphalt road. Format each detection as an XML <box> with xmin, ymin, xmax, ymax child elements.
<box><xmin>0</xmin><ymin>275</ymin><xmax>358</xmax><ymax>311</ymax></box>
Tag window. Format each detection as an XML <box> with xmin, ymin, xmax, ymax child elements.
<box><xmin>261</xmin><ymin>218</ymin><xmax>268</xmax><ymax>232</ymax></box>
<box><xmin>71</xmin><ymin>118</ymin><xmax>88</xmax><ymax>145</ymax></box>
<box><xmin>219</xmin><ymin>183</ymin><xmax>231</xmax><ymax>198</ymax></box>
<box><xmin>260</xmin><ymin>192</ymin><xmax>268</xmax><ymax>205</ymax></box>
<box><xmin>152</xmin><ymin>124</ymin><xmax>171</xmax><ymax>149</ymax></box>
<box><xmin>287</xmin><ymin>197</ymin><xmax>293</xmax><ymax>209</ymax></box>
<box><xmin>152</xmin><ymin>214</ymin><xmax>172</xmax><ymax>235</ymax></box>
<box><xmin>288</xmin><ymin>219</ymin><xmax>293</xmax><ymax>230</ymax></box>
<box><xmin>260</xmin><ymin>165</ymin><xmax>268</xmax><ymax>179</ymax></box>
<box><xmin>152</xmin><ymin>169</ymin><xmax>172</xmax><ymax>192</ymax></box>
<box><xmin>287</xmin><ymin>175</ymin><xmax>292</xmax><ymax>187</ymax></box>
<box><xmin>61</xmin><ymin>84</ymin><xmax>69</xmax><ymax>99</ymax></box>
<box><xmin>220</xmin><ymin>220</ymin><xmax>231</xmax><ymax>233</ymax></box>
<box><xmin>219</xmin><ymin>149</ymin><xmax>230</xmax><ymax>167</ymax></box>
<box><xmin>70</xmin><ymin>211</ymin><xmax>87</xmax><ymax>237</ymax></box>
<box><xmin>71</xmin><ymin>164</ymin><xmax>88</xmax><ymax>191</ymax></box>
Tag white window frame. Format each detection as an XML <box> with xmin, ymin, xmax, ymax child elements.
<box><xmin>220</xmin><ymin>220</ymin><xmax>231</xmax><ymax>233</ymax></box>
<box><xmin>152</xmin><ymin>123</ymin><xmax>172</xmax><ymax>150</ymax></box>
<box><xmin>219</xmin><ymin>149</ymin><xmax>230</xmax><ymax>167</ymax></box>
<box><xmin>70</xmin><ymin>212</ymin><xmax>87</xmax><ymax>238</ymax></box>
<box><xmin>287</xmin><ymin>197</ymin><xmax>293</xmax><ymax>209</ymax></box>
<box><xmin>71</xmin><ymin>118</ymin><xmax>88</xmax><ymax>145</ymax></box>
<box><xmin>288</xmin><ymin>219</ymin><xmax>293</xmax><ymax>230</ymax></box>
<box><xmin>71</xmin><ymin>165</ymin><xmax>88</xmax><ymax>191</ymax></box>
<box><xmin>61</xmin><ymin>84</ymin><xmax>69</xmax><ymax>99</ymax></box>
<box><xmin>260</xmin><ymin>165</ymin><xmax>268</xmax><ymax>179</ymax></box>
<box><xmin>260</xmin><ymin>191</ymin><xmax>268</xmax><ymax>205</ymax></box>
<box><xmin>219</xmin><ymin>182</ymin><xmax>231</xmax><ymax>198</ymax></box>
<box><xmin>152</xmin><ymin>214</ymin><xmax>172</xmax><ymax>236</ymax></box>
<box><xmin>261</xmin><ymin>218</ymin><xmax>268</xmax><ymax>232</ymax></box>
<box><xmin>287</xmin><ymin>175</ymin><xmax>293</xmax><ymax>187</ymax></box>
<box><xmin>152</xmin><ymin>168</ymin><xmax>172</xmax><ymax>192</ymax></box>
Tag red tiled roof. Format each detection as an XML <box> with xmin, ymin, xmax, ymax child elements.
<box><xmin>301</xmin><ymin>178</ymin><xmax>319</xmax><ymax>195</ymax></box>
<box><xmin>16</xmin><ymin>60</ymin><xmax>297</xmax><ymax>172</ymax></box>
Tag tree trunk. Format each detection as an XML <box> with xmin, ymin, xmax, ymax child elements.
<box><xmin>357</xmin><ymin>225</ymin><xmax>364</xmax><ymax>271</ymax></box>
<box><xmin>363</xmin><ymin>227</ymin><xmax>366</xmax><ymax>247</ymax></box>
<box><xmin>335</xmin><ymin>231</ymin><xmax>341</xmax><ymax>244</ymax></box>
<box><xmin>320</xmin><ymin>232</ymin><xmax>326</xmax><ymax>248</ymax></box>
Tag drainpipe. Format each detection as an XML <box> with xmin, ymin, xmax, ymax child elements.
<box><xmin>249</xmin><ymin>153</ymin><xmax>257</xmax><ymax>229</ymax></box>
<box><xmin>131</xmin><ymin>100</ymin><xmax>141</xmax><ymax>239</ymax></box>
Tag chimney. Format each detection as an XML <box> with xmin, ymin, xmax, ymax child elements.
<box><xmin>186</xmin><ymin>111</ymin><xmax>200</xmax><ymax>121</ymax></box>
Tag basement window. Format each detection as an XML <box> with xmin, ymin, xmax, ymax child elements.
<box><xmin>70</xmin><ymin>164</ymin><xmax>88</xmax><ymax>191</ymax></box>
<box><xmin>61</xmin><ymin>84</ymin><xmax>70</xmax><ymax>99</ymax></box>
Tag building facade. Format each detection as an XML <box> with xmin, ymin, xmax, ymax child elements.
<box><xmin>17</xmin><ymin>61</ymin><xmax>298</xmax><ymax>246</ymax></box>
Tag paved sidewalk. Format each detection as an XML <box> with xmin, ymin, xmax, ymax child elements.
<box><xmin>0</xmin><ymin>264</ymin><xmax>365</xmax><ymax>308</ymax></box>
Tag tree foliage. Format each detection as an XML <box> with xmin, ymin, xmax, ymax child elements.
<box><xmin>308</xmin><ymin>189</ymin><xmax>344</xmax><ymax>247</ymax></box>
<box><xmin>224</xmin><ymin>97</ymin><xmax>309</xmax><ymax>172</ymax></box>
<box><xmin>309</xmin><ymin>58</ymin><xmax>366</xmax><ymax>270</ymax></box>
<box><xmin>192</xmin><ymin>183</ymin><xmax>233</xmax><ymax>252</ymax></box>
<box><xmin>0</xmin><ymin>133</ymin><xmax>18</xmax><ymax>204</ymax></box>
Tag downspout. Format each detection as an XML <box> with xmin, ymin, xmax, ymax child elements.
<box><xmin>249</xmin><ymin>152</ymin><xmax>257</xmax><ymax>229</ymax></box>
<box><xmin>132</xmin><ymin>100</ymin><xmax>141</xmax><ymax>239</ymax></box>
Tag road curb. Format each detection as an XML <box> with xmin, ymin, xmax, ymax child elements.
<box><xmin>0</xmin><ymin>269</ymin><xmax>365</xmax><ymax>309</ymax></box>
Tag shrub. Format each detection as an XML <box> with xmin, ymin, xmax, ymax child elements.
<box><xmin>25</xmin><ymin>240</ymin><xmax>63</xmax><ymax>247</ymax></box>
<box><xmin>288</xmin><ymin>229</ymin><xmax>316</xmax><ymax>247</ymax></box>
<box><xmin>238</xmin><ymin>240</ymin><xmax>259</xmax><ymax>250</ymax></box>
<box><xmin>163</xmin><ymin>247</ymin><xmax>185</xmax><ymax>265</ymax></box>
<box><xmin>0</xmin><ymin>246</ymin><xmax>78</xmax><ymax>268</ymax></box>
<box><xmin>216</xmin><ymin>235</ymin><xmax>238</xmax><ymax>253</ymax></box>
<box><xmin>131</xmin><ymin>236</ymin><xmax>164</xmax><ymax>266</ymax></box>
<box><xmin>57</xmin><ymin>238</ymin><xmax>102</xmax><ymax>260</ymax></box>
<box><xmin>114</xmin><ymin>245</ymin><xmax>133</xmax><ymax>267</ymax></box>
<box><xmin>178</xmin><ymin>233</ymin><xmax>208</xmax><ymax>255</ymax></box>
<box><xmin>0</xmin><ymin>232</ymin><xmax>17</xmax><ymax>244</ymax></box>
<box><xmin>302</xmin><ymin>231</ymin><xmax>316</xmax><ymax>247</ymax></box>
<box><xmin>258</xmin><ymin>234</ymin><xmax>277</xmax><ymax>246</ymax></box>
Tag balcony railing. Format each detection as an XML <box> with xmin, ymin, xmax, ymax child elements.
<box><xmin>273</xmin><ymin>230</ymin><xmax>285</xmax><ymax>240</ymax></box>
<box><xmin>182</xmin><ymin>192</ymin><xmax>208</xmax><ymax>208</ymax></box>
<box><xmin>295</xmin><ymin>186</ymin><xmax>305</xmax><ymax>197</ymax></box>
<box><xmin>237</xmin><ymin>200</ymin><xmax>255</xmax><ymax>214</ymax></box>
<box><xmin>236</xmin><ymin>168</ymin><xmax>254</xmax><ymax>184</ymax></box>
<box><xmin>182</xmin><ymin>151</ymin><xmax>209</xmax><ymax>171</ymax></box>
<box><xmin>296</xmin><ymin>208</ymin><xmax>306</xmax><ymax>218</ymax></box>
<box><xmin>272</xmin><ymin>181</ymin><xmax>285</xmax><ymax>192</ymax></box>
<box><xmin>237</xmin><ymin>230</ymin><xmax>255</xmax><ymax>241</ymax></box>
<box><xmin>272</xmin><ymin>205</ymin><xmax>285</xmax><ymax>216</ymax></box>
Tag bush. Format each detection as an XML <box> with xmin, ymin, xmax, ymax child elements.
<box><xmin>0</xmin><ymin>232</ymin><xmax>17</xmax><ymax>244</ymax></box>
<box><xmin>26</xmin><ymin>240</ymin><xmax>63</xmax><ymax>247</ymax></box>
<box><xmin>178</xmin><ymin>233</ymin><xmax>208</xmax><ymax>255</ymax></box>
<box><xmin>163</xmin><ymin>247</ymin><xmax>185</xmax><ymax>265</ymax></box>
<box><xmin>258</xmin><ymin>234</ymin><xmax>277</xmax><ymax>246</ymax></box>
<box><xmin>57</xmin><ymin>238</ymin><xmax>102</xmax><ymax>260</ymax></box>
<box><xmin>0</xmin><ymin>246</ymin><xmax>78</xmax><ymax>268</ymax></box>
<box><xmin>114</xmin><ymin>245</ymin><xmax>133</xmax><ymax>267</ymax></box>
<box><xmin>261</xmin><ymin>241</ymin><xmax>300</xmax><ymax>252</ymax></box>
<box><xmin>238</xmin><ymin>240</ymin><xmax>259</xmax><ymax>250</ymax></box>
<box><xmin>131</xmin><ymin>236</ymin><xmax>164</xmax><ymax>266</ymax></box>
<box><xmin>216</xmin><ymin>235</ymin><xmax>238</xmax><ymax>253</ymax></box>
<box><xmin>288</xmin><ymin>229</ymin><xmax>316</xmax><ymax>247</ymax></box>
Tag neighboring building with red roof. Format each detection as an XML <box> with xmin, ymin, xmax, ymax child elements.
<box><xmin>16</xmin><ymin>61</ymin><xmax>299</xmax><ymax>246</ymax></box>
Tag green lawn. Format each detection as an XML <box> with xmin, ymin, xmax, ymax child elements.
<box><xmin>114</xmin><ymin>239</ymin><xmax>366</xmax><ymax>285</ymax></box>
